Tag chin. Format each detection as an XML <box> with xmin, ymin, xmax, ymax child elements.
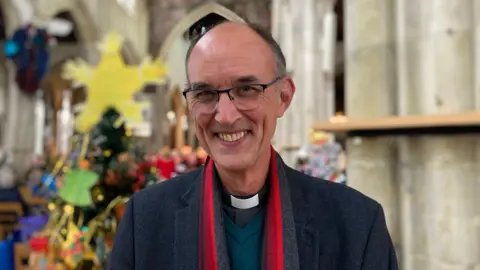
<box><xmin>212</xmin><ymin>151</ymin><xmax>257</xmax><ymax>172</ymax></box>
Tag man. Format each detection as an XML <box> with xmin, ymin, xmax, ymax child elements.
<box><xmin>109</xmin><ymin>21</ymin><xmax>398</xmax><ymax>270</ymax></box>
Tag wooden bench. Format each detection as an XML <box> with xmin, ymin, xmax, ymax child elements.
<box><xmin>0</xmin><ymin>202</ymin><xmax>23</xmax><ymax>240</ymax></box>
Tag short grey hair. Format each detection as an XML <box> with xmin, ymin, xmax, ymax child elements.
<box><xmin>185</xmin><ymin>21</ymin><xmax>287</xmax><ymax>82</ymax></box>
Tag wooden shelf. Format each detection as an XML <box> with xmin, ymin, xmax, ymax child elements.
<box><xmin>313</xmin><ymin>112</ymin><xmax>480</xmax><ymax>137</ymax></box>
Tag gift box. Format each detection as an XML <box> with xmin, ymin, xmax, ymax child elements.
<box><xmin>0</xmin><ymin>237</ymin><xmax>14</xmax><ymax>270</ymax></box>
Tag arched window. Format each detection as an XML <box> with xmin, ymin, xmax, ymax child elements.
<box><xmin>185</xmin><ymin>13</ymin><xmax>228</xmax><ymax>41</ymax></box>
<box><xmin>0</xmin><ymin>8</ymin><xmax>6</xmax><ymax>41</ymax></box>
<box><xmin>51</xmin><ymin>11</ymin><xmax>77</xmax><ymax>43</ymax></box>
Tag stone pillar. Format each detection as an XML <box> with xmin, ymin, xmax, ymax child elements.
<box><xmin>272</xmin><ymin>0</ymin><xmax>332</xmax><ymax>166</ymax></box>
<box><xmin>398</xmin><ymin>1</ymin><xmax>479</xmax><ymax>269</ymax></box>
<box><xmin>3</xmin><ymin>62</ymin><xmax>36</xmax><ymax>174</ymax></box>
<box><xmin>4</xmin><ymin>63</ymin><xmax>17</xmax><ymax>154</ymax></box>
<box><xmin>344</xmin><ymin>0</ymin><xmax>400</xmax><ymax>252</ymax></box>
<box><xmin>394</xmin><ymin>1</ymin><xmax>421</xmax><ymax>268</ymax></box>
<box><xmin>272</xmin><ymin>0</ymin><xmax>294</xmax><ymax>161</ymax></box>
<box><xmin>279</xmin><ymin>0</ymin><xmax>310</xmax><ymax>165</ymax></box>
<box><xmin>149</xmin><ymin>83</ymin><xmax>169</xmax><ymax>153</ymax></box>
<box><xmin>474</xmin><ymin>0</ymin><xmax>480</xmax><ymax>111</ymax></box>
<box><xmin>0</xmin><ymin>64</ymin><xmax>7</xmax><ymax>139</ymax></box>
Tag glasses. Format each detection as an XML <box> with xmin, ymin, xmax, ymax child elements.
<box><xmin>183</xmin><ymin>76</ymin><xmax>283</xmax><ymax>115</ymax></box>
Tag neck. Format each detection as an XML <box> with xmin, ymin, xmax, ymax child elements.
<box><xmin>215</xmin><ymin>148</ymin><xmax>271</xmax><ymax>196</ymax></box>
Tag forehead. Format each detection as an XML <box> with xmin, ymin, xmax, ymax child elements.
<box><xmin>187</xmin><ymin>23</ymin><xmax>276</xmax><ymax>85</ymax></box>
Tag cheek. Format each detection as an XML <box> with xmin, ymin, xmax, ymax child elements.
<box><xmin>193</xmin><ymin>114</ymin><xmax>212</xmax><ymax>149</ymax></box>
<box><xmin>243</xmin><ymin>109</ymin><xmax>273</xmax><ymax>137</ymax></box>
<box><xmin>259</xmin><ymin>104</ymin><xmax>280</xmax><ymax>139</ymax></box>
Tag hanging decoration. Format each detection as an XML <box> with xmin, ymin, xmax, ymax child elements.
<box><xmin>61</xmin><ymin>31</ymin><xmax>168</xmax><ymax>133</ymax></box>
<box><xmin>4</xmin><ymin>0</ymin><xmax>74</xmax><ymax>95</ymax></box>
<box><xmin>4</xmin><ymin>24</ymin><xmax>53</xmax><ymax>94</ymax></box>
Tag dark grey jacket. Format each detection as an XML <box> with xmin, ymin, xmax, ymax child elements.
<box><xmin>108</xmin><ymin>163</ymin><xmax>398</xmax><ymax>270</ymax></box>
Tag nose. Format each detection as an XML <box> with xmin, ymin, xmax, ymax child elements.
<box><xmin>214</xmin><ymin>93</ymin><xmax>242</xmax><ymax>125</ymax></box>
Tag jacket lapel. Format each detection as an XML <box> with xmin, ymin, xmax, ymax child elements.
<box><xmin>285</xmin><ymin>164</ymin><xmax>318</xmax><ymax>269</ymax></box>
<box><xmin>173</xmin><ymin>171</ymin><xmax>202</xmax><ymax>270</ymax></box>
<box><xmin>286</xmin><ymin>165</ymin><xmax>340</xmax><ymax>270</ymax></box>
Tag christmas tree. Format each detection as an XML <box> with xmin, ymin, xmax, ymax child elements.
<box><xmin>31</xmin><ymin>31</ymin><xmax>166</xmax><ymax>269</ymax></box>
<box><xmin>36</xmin><ymin>107</ymin><xmax>159</xmax><ymax>269</ymax></box>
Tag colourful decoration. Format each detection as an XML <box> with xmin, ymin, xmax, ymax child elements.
<box><xmin>309</xmin><ymin>130</ymin><xmax>334</xmax><ymax>145</ymax></box>
<box><xmin>62</xmin><ymin>31</ymin><xmax>168</xmax><ymax>133</ymax></box>
<box><xmin>36</xmin><ymin>82</ymin><xmax>160</xmax><ymax>267</ymax></box>
<box><xmin>297</xmin><ymin>130</ymin><xmax>347</xmax><ymax>185</ymax></box>
<box><xmin>5</xmin><ymin>24</ymin><xmax>53</xmax><ymax>94</ymax></box>
<box><xmin>58</xmin><ymin>169</ymin><xmax>99</xmax><ymax>207</ymax></box>
<box><xmin>29</xmin><ymin>236</ymin><xmax>49</xmax><ymax>270</ymax></box>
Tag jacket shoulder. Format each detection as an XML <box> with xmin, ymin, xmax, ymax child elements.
<box><xmin>286</xmin><ymin>167</ymin><xmax>380</xmax><ymax>218</ymax></box>
<box><xmin>130</xmin><ymin>168</ymin><xmax>202</xmax><ymax>211</ymax></box>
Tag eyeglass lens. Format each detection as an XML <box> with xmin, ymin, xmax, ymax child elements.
<box><xmin>186</xmin><ymin>85</ymin><xmax>265</xmax><ymax>114</ymax></box>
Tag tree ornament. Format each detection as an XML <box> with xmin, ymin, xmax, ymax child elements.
<box><xmin>61</xmin><ymin>31</ymin><xmax>168</xmax><ymax>133</ymax></box>
<box><xmin>58</xmin><ymin>169</ymin><xmax>99</xmax><ymax>207</ymax></box>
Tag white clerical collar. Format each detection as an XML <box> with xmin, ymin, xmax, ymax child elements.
<box><xmin>230</xmin><ymin>194</ymin><xmax>260</xmax><ymax>209</ymax></box>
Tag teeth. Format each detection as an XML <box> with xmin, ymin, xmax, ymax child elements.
<box><xmin>218</xmin><ymin>131</ymin><xmax>247</xmax><ymax>142</ymax></box>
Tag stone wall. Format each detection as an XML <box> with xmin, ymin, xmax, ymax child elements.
<box><xmin>345</xmin><ymin>0</ymin><xmax>480</xmax><ymax>269</ymax></box>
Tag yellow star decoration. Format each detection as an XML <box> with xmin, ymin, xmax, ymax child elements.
<box><xmin>62</xmin><ymin>31</ymin><xmax>168</xmax><ymax>132</ymax></box>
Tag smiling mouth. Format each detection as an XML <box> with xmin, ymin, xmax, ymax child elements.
<box><xmin>215</xmin><ymin>131</ymin><xmax>251</xmax><ymax>142</ymax></box>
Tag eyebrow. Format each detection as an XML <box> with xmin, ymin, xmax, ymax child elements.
<box><xmin>187</xmin><ymin>75</ymin><xmax>261</xmax><ymax>90</ymax></box>
<box><xmin>188</xmin><ymin>81</ymin><xmax>213</xmax><ymax>90</ymax></box>
<box><xmin>232</xmin><ymin>75</ymin><xmax>261</xmax><ymax>85</ymax></box>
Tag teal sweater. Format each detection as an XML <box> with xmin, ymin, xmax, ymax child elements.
<box><xmin>224</xmin><ymin>210</ymin><xmax>265</xmax><ymax>270</ymax></box>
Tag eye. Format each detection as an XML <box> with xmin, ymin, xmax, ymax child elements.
<box><xmin>238</xmin><ymin>85</ymin><xmax>263</xmax><ymax>93</ymax></box>
<box><xmin>239</xmin><ymin>85</ymin><xmax>257</xmax><ymax>92</ymax></box>
<box><xmin>192</xmin><ymin>90</ymin><xmax>217</xmax><ymax>101</ymax></box>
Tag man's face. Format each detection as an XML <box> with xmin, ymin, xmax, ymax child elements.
<box><xmin>187</xmin><ymin>23</ymin><xmax>294</xmax><ymax>171</ymax></box>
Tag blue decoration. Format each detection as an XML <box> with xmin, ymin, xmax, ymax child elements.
<box><xmin>4</xmin><ymin>40</ymin><xmax>19</xmax><ymax>57</ymax></box>
<box><xmin>40</xmin><ymin>174</ymin><xmax>57</xmax><ymax>193</ymax></box>
<box><xmin>32</xmin><ymin>174</ymin><xmax>57</xmax><ymax>198</ymax></box>
<box><xmin>7</xmin><ymin>24</ymin><xmax>52</xmax><ymax>94</ymax></box>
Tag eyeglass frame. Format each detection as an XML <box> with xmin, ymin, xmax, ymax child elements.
<box><xmin>182</xmin><ymin>75</ymin><xmax>284</xmax><ymax>104</ymax></box>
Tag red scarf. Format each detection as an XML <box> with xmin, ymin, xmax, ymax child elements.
<box><xmin>200</xmin><ymin>146</ymin><xmax>299</xmax><ymax>270</ymax></box>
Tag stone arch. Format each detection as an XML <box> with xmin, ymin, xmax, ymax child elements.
<box><xmin>37</xmin><ymin>2</ymin><xmax>139</xmax><ymax>64</ymax></box>
<box><xmin>35</xmin><ymin>2</ymin><xmax>96</xmax><ymax>44</ymax></box>
<box><xmin>122</xmin><ymin>39</ymin><xmax>141</xmax><ymax>64</ymax></box>
<box><xmin>158</xmin><ymin>2</ymin><xmax>245</xmax><ymax>59</ymax></box>
<box><xmin>66</xmin><ymin>4</ymin><xmax>139</xmax><ymax>64</ymax></box>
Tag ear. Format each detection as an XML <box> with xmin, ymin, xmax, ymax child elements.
<box><xmin>276</xmin><ymin>77</ymin><xmax>295</xmax><ymax>118</ymax></box>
